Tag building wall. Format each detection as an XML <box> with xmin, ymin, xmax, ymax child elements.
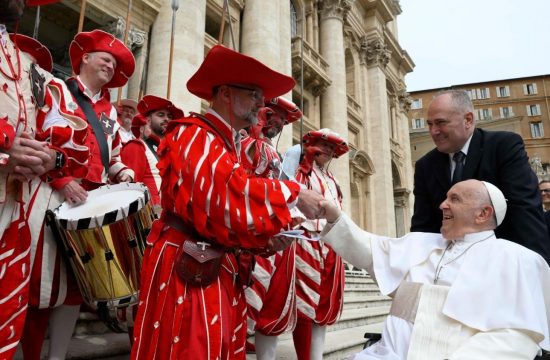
<box><xmin>408</xmin><ymin>75</ymin><xmax>550</xmax><ymax>179</ymax></box>
<box><xmin>17</xmin><ymin>0</ymin><xmax>415</xmax><ymax>235</ymax></box>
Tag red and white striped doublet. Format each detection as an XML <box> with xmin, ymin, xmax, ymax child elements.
<box><xmin>27</xmin><ymin>77</ymin><xmax>133</xmax><ymax>309</ymax></box>
<box><xmin>50</xmin><ymin>77</ymin><xmax>133</xmax><ymax>191</ymax></box>
<box><xmin>121</xmin><ymin>138</ymin><xmax>161</xmax><ymax>205</ymax></box>
<box><xmin>131</xmin><ymin>111</ymin><xmax>301</xmax><ymax>360</ymax></box>
<box><xmin>241</xmin><ymin>135</ymin><xmax>281</xmax><ymax>179</ymax></box>
<box><xmin>294</xmin><ymin>163</ymin><xmax>345</xmax><ymax>325</ymax></box>
<box><xmin>241</xmin><ymin>137</ymin><xmax>297</xmax><ymax>335</ymax></box>
<box><xmin>0</xmin><ymin>34</ymin><xmax>46</xmax><ymax>358</ymax></box>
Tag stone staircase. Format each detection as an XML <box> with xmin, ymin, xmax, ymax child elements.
<box><xmin>14</xmin><ymin>270</ymin><xmax>389</xmax><ymax>360</ymax></box>
<box><xmin>251</xmin><ymin>269</ymin><xmax>390</xmax><ymax>360</ymax></box>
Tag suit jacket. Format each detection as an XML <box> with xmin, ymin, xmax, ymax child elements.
<box><xmin>411</xmin><ymin>128</ymin><xmax>550</xmax><ymax>264</ymax></box>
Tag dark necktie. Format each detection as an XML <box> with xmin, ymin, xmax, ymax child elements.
<box><xmin>452</xmin><ymin>151</ymin><xmax>465</xmax><ymax>184</ymax></box>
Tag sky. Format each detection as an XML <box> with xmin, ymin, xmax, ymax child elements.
<box><xmin>397</xmin><ymin>0</ymin><xmax>550</xmax><ymax>92</ymax></box>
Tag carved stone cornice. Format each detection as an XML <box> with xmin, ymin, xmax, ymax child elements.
<box><xmin>103</xmin><ymin>17</ymin><xmax>147</xmax><ymax>51</ymax></box>
<box><xmin>393</xmin><ymin>187</ymin><xmax>410</xmax><ymax>208</ymax></box>
<box><xmin>397</xmin><ymin>87</ymin><xmax>412</xmax><ymax>112</ymax></box>
<box><xmin>361</xmin><ymin>36</ymin><xmax>391</xmax><ymax>68</ymax></box>
<box><xmin>319</xmin><ymin>0</ymin><xmax>353</xmax><ymax>22</ymax></box>
<box><xmin>291</xmin><ymin>37</ymin><xmax>332</xmax><ymax>97</ymax></box>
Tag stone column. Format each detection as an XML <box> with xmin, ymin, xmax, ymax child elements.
<box><xmin>319</xmin><ymin>0</ymin><xmax>352</xmax><ymax>213</ymax></box>
<box><xmin>147</xmin><ymin>0</ymin><xmax>205</xmax><ymax>112</ymax></box>
<box><xmin>126</xmin><ymin>30</ymin><xmax>147</xmax><ymax>101</ymax></box>
<box><xmin>362</xmin><ymin>35</ymin><xmax>396</xmax><ymax>236</ymax></box>
<box><xmin>241</xmin><ymin>0</ymin><xmax>294</xmax><ymax>152</ymax></box>
<box><xmin>241</xmin><ymin>0</ymin><xmax>280</xmax><ymax>68</ymax></box>
<box><xmin>103</xmin><ymin>17</ymin><xmax>147</xmax><ymax>102</ymax></box>
<box><xmin>306</xmin><ymin>4</ymin><xmax>313</xmax><ymax>44</ymax></box>
<box><xmin>397</xmin><ymin>88</ymin><xmax>414</xmax><ymax>231</ymax></box>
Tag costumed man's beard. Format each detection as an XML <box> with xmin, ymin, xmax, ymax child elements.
<box><xmin>245</xmin><ymin>112</ymin><xmax>258</xmax><ymax>126</ymax></box>
<box><xmin>264</xmin><ymin>126</ymin><xmax>281</xmax><ymax>139</ymax></box>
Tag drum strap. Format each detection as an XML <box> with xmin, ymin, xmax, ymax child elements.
<box><xmin>66</xmin><ymin>78</ymin><xmax>110</xmax><ymax>172</ymax></box>
<box><xmin>144</xmin><ymin>137</ymin><xmax>159</xmax><ymax>160</ymax></box>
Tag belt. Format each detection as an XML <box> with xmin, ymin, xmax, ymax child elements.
<box><xmin>161</xmin><ymin>211</ymin><xmax>256</xmax><ymax>288</ymax></box>
<box><xmin>161</xmin><ymin>211</ymin><xmax>201</xmax><ymax>240</ymax></box>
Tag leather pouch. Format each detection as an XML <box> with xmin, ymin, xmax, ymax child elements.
<box><xmin>175</xmin><ymin>240</ymin><xmax>224</xmax><ymax>287</ymax></box>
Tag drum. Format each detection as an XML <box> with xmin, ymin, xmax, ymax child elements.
<box><xmin>53</xmin><ymin>183</ymin><xmax>154</xmax><ymax>310</ymax></box>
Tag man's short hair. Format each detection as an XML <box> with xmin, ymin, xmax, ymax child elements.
<box><xmin>435</xmin><ymin>89</ymin><xmax>474</xmax><ymax>114</ymax></box>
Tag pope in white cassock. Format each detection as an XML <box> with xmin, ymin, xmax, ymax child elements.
<box><xmin>319</xmin><ymin>179</ymin><xmax>550</xmax><ymax>359</ymax></box>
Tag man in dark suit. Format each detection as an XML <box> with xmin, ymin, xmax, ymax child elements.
<box><xmin>411</xmin><ymin>90</ymin><xmax>550</xmax><ymax>264</ymax></box>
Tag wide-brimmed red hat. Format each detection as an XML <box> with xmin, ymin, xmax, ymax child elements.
<box><xmin>69</xmin><ymin>29</ymin><xmax>135</xmax><ymax>89</ymax></box>
<box><xmin>27</xmin><ymin>0</ymin><xmax>59</xmax><ymax>5</ymax></box>
<box><xmin>266</xmin><ymin>97</ymin><xmax>302</xmax><ymax>124</ymax></box>
<box><xmin>10</xmin><ymin>33</ymin><xmax>53</xmax><ymax>72</ymax></box>
<box><xmin>303</xmin><ymin>128</ymin><xmax>349</xmax><ymax>158</ymax></box>
<box><xmin>130</xmin><ymin>113</ymin><xmax>147</xmax><ymax>138</ymax></box>
<box><xmin>137</xmin><ymin>95</ymin><xmax>184</xmax><ymax>119</ymax></box>
<box><xmin>187</xmin><ymin>45</ymin><xmax>295</xmax><ymax>101</ymax></box>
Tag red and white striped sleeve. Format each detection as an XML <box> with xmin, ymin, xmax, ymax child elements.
<box><xmin>159</xmin><ymin>124</ymin><xmax>301</xmax><ymax>249</ymax></box>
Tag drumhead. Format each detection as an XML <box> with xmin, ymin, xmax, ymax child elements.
<box><xmin>55</xmin><ymin>183</ymin><xmax>150</xmax><ymax>230</ymax></box>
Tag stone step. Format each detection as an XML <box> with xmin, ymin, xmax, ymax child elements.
<box><xmin>345</xmin><ymin>278</ymin><xmax>379</xmax><ymax>287</ymax></box>
<box><xmin>344</xmin><ymin>287</ymin><xmax>383</xmax><ymax>297</ymax></box>
<box><xmin>344</xmin><ymin>280</ymin><xmax>379</xmax><ymax>290</ymax></box>
<box><xmin>74</xmin><ymin>312</ymin><xmax>113</xmax><ymax>336</ymax></box>
<box><xmin>14</xmin><ymin>322</ymin><xmax>386</xmax><ymax>360</ymax></box>
<box><xmin>343</xmin><ymin>294</ymin><xmax>392</xmax><ymax>310</ymax></box>
<box><xmin>246</xmin><ymin>322</ymin><xmax>385</xmax><ymax>360</ymax></box>
<box><xmin>14</xmin><ymin>333</ymin><xmax>131</xmax><ymax>360</ymax></box>
<box><xmin>276</xmin><ymin>305</ymin><xmax>389</xmax><ymax>342</ymax></box>
<box><xmin>328</xmin><ymin>306</ymin><xmax>389</xmax><ymax>332</ymax></box>
<box><xmin>343</xmin><ymin>274</ymin><xmax>375</xmax><ymax>282</ymax></box>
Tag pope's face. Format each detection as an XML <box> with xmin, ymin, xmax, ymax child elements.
<box><xmin>439</xmin><ymin>181</ymin><xmax>481</xmax><ymax>240</ymax></box>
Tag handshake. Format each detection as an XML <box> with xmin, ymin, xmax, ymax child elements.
<box><xmin>296</xmin><ymin>188</ymin><xmax>341</xmax><ymax>223</ymax></box>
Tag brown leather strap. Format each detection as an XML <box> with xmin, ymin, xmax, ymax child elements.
<box><xmin>161</xmin><ymin>211</ymin><xmax>198</xmax><ymax>238</ymax></box>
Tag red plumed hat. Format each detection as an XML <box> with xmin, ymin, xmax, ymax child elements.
<box><xmin>187</xmin><ymin>45</ymin><xmax>295</xmax><ymax>101</ymax></box>
<box><xmin>137</xmin><ymin>95</ymin><xmax>184</xmax><ymax>119</ymax></box>
<box><xmin>69</xmin><ymin>29</ymin><xmax>135</xmax><ymax>88</ymax></box>
<box><xmin>10</xmin><ymin>33</ymin><xmax>52</xmax><ymax>72</ymax></box>
<box><xmin>265</xmin><ymin>97</ymin><xmax>302</xmax><ymax>124</ymax></box>
<box><xmin>303</xmin><ymin>128</ymin><xmax>349</xmax><ymax>158</ymax></box>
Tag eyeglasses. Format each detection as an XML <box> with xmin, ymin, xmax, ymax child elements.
<box><xmin>228</xmin><ymin>84</ymin><xmax>264</xmax><ymax>101</ymax></box>
<box><xmin>541</xmin><ymin>189</ymin><xmax>550</xmax><ymax>194</ymax></box>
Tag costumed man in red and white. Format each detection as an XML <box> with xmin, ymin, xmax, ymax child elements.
<box><xmin>121</xmin><ymin>95</ymin><xmax>183</xmax><ymax>211</ymax></box>
<box><xmin>115</xmin><ymin>98</ymin><xmax>138</xmax><ymax>144</ymax></box>
<box><xmin>21</xmin><ymin>29</ymin><xmax>136</xmax><ymax>360</ymax></box>
<box><xmin>240</xmin><ymin>97</ymin><xmax>303</xmax><ymax>359</ymax></box>
<box><xmin>0</xmin><ymin>1</ymin><xmax>86</xmax><ymax>358</ymax></box>
<box><xmin>292</xmin><ymin>128</ymin><xmax>349</xmax><ymax>360</ymax></box>
<box><xmin>131</xmin><ymin>44</ymin><xmax>325</xmax><ymax>360</ymax></box>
